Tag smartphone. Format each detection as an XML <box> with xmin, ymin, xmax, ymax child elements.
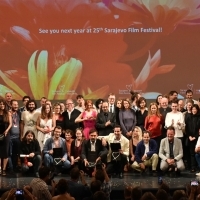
<box><xmin>191</xmin><ymin>180</ymin><xmax>199</xmax><ymax>186</ymax></box>
<box><xmin>158</xmin><ymin>177</ymin><xmax>163</xmax><ymax>185</ymax></box>
<box><xmin>15</xmin><ymin>189</ymin><xmax>24</xmax><ymax>200</ymax></box>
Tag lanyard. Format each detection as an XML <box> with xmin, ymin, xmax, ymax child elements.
<box><xmin>12</xmin><ymin>112</ymin><xmax>18</xmax><ymax>125</ymax></box>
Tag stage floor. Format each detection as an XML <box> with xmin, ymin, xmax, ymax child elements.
<box><xmin>0</xmin><ymin>171</ymin><xmax>198</xmax><ymax>199</ymax></box>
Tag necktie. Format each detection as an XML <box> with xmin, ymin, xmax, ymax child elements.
<box><xmin>110</xmin><ymin>105</ymin><xmax>112</xmax><ymax>113</ymax></box>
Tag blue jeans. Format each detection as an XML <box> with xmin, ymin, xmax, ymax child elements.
<box><xmin>44</xmin><ymin>154</ymin><xmax>70</xmax><ymax>169</ymax></box>
<box><xmin>195</xmin><ymin>153</ymin><xmax>200</xmax><ymax>168</ymax></box>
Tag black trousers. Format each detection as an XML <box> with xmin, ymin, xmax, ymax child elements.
<box><xmin>10</xmin><ymin>138</ymin><xmax>20</xmax><ymax>169</ymax></box>
<box><xmin>189</xmin><ymin>140</ymin><xmax>197</xmax><ymax>169</ymax></box>
<box><xmin>106</xmin><ymin>154</ymin><xmax>127</xmax><ymax>174</ymax></box>
<box><xmin>21</xmin><ymin>155</ymin><xmax>42</xmax><ymax>173</ymax></box>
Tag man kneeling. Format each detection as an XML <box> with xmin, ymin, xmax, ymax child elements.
<box><xmin>20</xmin><ymin>130</ymin><xmax>42</xmax><ymax>177</ymax></box>
<box><xmin>43</xmin><ymin>126</ymin><xmax>71</xmax><ymax>173</ymax></box>
<box><xmin>131</xmin><ymin>131</ymin><xmax>158</xmax><ymax>176</ymax></box>
<box><xmin>159</xmin><ymin>126</ymin><xmax>185</xmax><ymax>175</ymax></box>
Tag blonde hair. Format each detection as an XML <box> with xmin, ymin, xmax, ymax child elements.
<box><xmin>132</xmin><ymin>126</ymin><xmax>142</xmax><ymax>141</ymax></box>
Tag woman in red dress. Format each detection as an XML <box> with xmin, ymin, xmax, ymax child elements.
<box><xmin>145</xmin><ymin>102</ymin><xmax>163</xmax><ymax>148</ymax></box>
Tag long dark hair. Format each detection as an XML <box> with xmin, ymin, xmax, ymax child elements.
<box><xmin>191</xmin><ymin>104</ymin><xmax>200</xmax><ymax>115</ymax></box>
<box><xmin>0</xmin><ymin>99</ymin><xmax>9</xmax><ymax>122</ymax></box>
<box><xmin>22</xmin><ymin>130</ymin><xmax>36</xmax><ymax>142</ymax></box>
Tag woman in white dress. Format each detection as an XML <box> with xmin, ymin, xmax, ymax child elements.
<box><xmin>36</xmin><ymin>104</ymin><xmax>55</xmax><ymax>150</ymax></box>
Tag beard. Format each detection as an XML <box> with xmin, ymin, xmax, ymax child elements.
<box><xmin>27</xmin><ymin>139</ymin><xmax>33</xmax><ymax>143</ymax></box>
<box><xmin>12</xmin><ymin>107</ymin><xmax>19</xmax><ymax>112</ymax></box>
<box><xmin>29</xmin><ymin>107</ymin><xmax>35</xmax><ymax>112</ymax></box>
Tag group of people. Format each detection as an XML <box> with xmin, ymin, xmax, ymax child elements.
<box><xmin>1</xmin><ymin>165</ymin><xmax>111</xmax><ymax>200</ymax></box>
<box><xmin>2</xmin><ymin>169</ymin><xmax>200</xmax><ymax>200</ymax></box>
<box><xmin>0</xmin><ymin>89</ymin><xmax>200</xmax><ymax>179</ymax></box>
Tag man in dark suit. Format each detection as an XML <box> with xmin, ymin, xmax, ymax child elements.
<box><xmin>108</xmin><ymin>93</ymin><xmax>116</xmax><ymax>114</ymax></box>
<box><xmin>159</xmin><ymin>97</ymin><xmax>172</xmax><ymax>139</ymax></box>
<box><xmin>62</xmin><ymin>99</ymin><xmax>81</xmax><ymax>135</ymax></box>
<box><xmin>96</xmin><ymin>102</ymin><xmax>116</xmax><ymax>136</ymax></box>
<box><xmin>81</xmin><ymin>129</ymin><xmax>108</xmax><ymax>175</ymax></box>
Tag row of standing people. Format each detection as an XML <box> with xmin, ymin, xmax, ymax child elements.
<box><xmin>0</xmin><ymin>90</ymin><xmax>200</xmax><ymax>175</ymax></box>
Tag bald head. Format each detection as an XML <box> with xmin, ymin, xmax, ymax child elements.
<box><xmin>178</xmin><ymin>100</ymin><xmax>184</xmax><ymax>111</ymax></box>
<box><xmin>160</xmin><ymin>97</ymin><xmax>168</xmax><ymax>109</ymax></box>
<box><xmin>5</xmin><ymin>92</ymin><xmax>12</xmax><ymax>103</ymax></box>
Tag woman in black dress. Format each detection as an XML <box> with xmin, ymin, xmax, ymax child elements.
<box><xmin>185</xmin><ymin>104</ymin><xmax>200</xmax><ymax>172</ymax></box>
<box><xmin>70</xmin><ymin>128</ymin><xmax>85</xmax><ymax>169</ymax></box>
<box><xmin>53</xmin><ymin>103</ymin><xmax>64</xmax><ymax>137</ymax></box>
<box><xmin>0</xmin><ymin>99</ymin><xmax>12</xmax><ymax>175</ymax></box>
<box><xmin>136</xmin><ymin>97</ymin><xmax>148</xmax><ymax>131</ymax></box>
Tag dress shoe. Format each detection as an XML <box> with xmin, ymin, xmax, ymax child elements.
<box><xmin>152</xmin><ymin>170</ymin><xmax>157</xmax><ymax>177</ymax></box>
<box><xmin>119</xmin><ymin>173</ymin><xmax>123</xmax><ymax>179</ymax></box>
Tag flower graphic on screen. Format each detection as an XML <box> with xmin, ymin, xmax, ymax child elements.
<box><xmin>0</xmin><ymin>50</ymin><xmax>110</xmax><ymax>100</ymax></box>
<box><xmin>132</xmin><ymin>49</ymin><xmax>175</xmax><ymax>91</ymax></box>
<box><xmin>112</xmin><ymin>0</ymin><xmax>200</xmax><ymax>62</ymax></box>
<box><xmin>112</xmin><ymin>0</ymin><xmax>200</xmax><ymax>34</ymax></box>
<box><xmin>0</xmin><ymin>0</ymin><xmax>179</xmax><ymax>99</ymax></box>
<box><xmin>0</xmin><ymin>51</ymin><xmax>82</xmax><ymax>100</ymax></box>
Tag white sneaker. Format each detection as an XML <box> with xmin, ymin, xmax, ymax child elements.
<box><xmin>196</xmin><ymin>172</ymin><xmax>200</xmax><ymax>176</ymax></box>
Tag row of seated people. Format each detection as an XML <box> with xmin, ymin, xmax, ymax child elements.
<box><xmin>18</xmin><ymin>124</ymin><xmax>197</xmax><ymax>179</ymax></box>
<box><xmin>2</xmin><ymin>166</ymin><xmax>200</xmax><ymax>200</ymax></box>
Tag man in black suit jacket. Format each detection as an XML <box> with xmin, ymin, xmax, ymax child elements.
<box><xmin>108</xmin><ymin>93</ymin><xmax>117</xmax><ymax>113</ymax></box>
<box><xmin>96</xmin><ymin>102</ymin><xmax>116</xmax><ymax>136</ymax></box>
<box><xmin>159</xmin><ymin>97</ymin><xmax>172</xmax><ymax>138</ymax></box>
<box><xmin>62</xmin><ymin>99</ymin><xmax>81</xmax><ymax>135</ymax></box>
<box><xmin>81</xmin><ymin>129</ymin><xmax>108</xmax><ymax>167</ymax></box>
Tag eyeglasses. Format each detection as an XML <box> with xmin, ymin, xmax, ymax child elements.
<box><xmin>66</xmin><ymin>103</ymin><xmax>73</xmax><ymax>105</ymax></box>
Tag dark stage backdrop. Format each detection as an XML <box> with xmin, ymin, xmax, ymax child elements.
<box><xmin>0</xmin><ymin>0</ymin><xmax>200</xmax><ymax>100</ymax></box>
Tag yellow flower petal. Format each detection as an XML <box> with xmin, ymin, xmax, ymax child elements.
<box><xmin>28</xmin><ymin>50</ymin><xmax>40</xmax><ymax>99</ymax></box>
<box><xmin>84</xmin><ymin>85</ymin><xmax>109</xmax><ymax>99</ymax></box>
<box><xmin>48</xmin><ymin>58</ymin><xmax>82</xmax><ymax>100</ymax></box>
<box><xmin>0</xmin><ymin>84</ymin><xmax>21</xmax><ymax>99</ymax></box>
<box><xmin>36</xmin><ymin>50</ymin><xmax>48</xmax><ymax>97</ymax></box>
<box><xmin>0</xmin><ymin>70</ymin><xmax>26</xmax><ymax>97</ymax></box>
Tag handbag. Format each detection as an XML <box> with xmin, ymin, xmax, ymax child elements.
<box><xmin>0</xmin><ymin>134</ymin><xmax>5</xmax><ymax>141</ymax></box>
